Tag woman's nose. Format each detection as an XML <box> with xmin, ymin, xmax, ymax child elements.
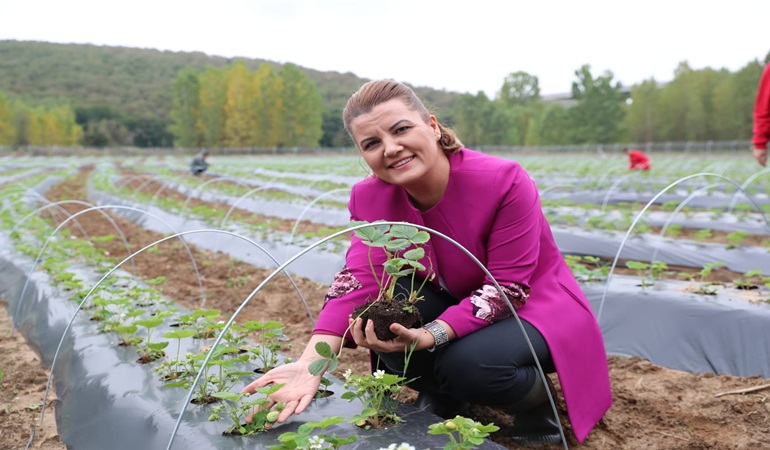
<box><xmin>383</xmin><ymin>137</ymin><xmax>403</xmax><ymax>156</ymax></box>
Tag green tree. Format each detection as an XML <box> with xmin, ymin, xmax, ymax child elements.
<box><xmin>279</xmin><ymin>63</ymin><xmax>323</xmax><ymax>147</ymax></box>
<box><xmin>197</xmin><ymin>67</ymin><xmax>227</xmax><ymax>147</ymax></box>
<box><xmin>499</xmin><ymin>71</ymin><xmax>541</xmax><ymax>106</ymax></box>
<box><xmin>168</xmin><ymin>68</ymin><xmax>201</xmax><ymax>148</ymax></box>
<box><xmin>0</xmin><ymin>92</ymin><xmax>16</xmax><ymax>145</ymax></box>
<box><xmin>451</xmin><ymin>91</ymin><xmax>494</xmax><ymax>147</ymax></box>
<box><xmin>320</xmin><ymin>105</ymin><xmax>347</xmax><ymax>147</ymax></box>
<box><xmin>626</xmin><ymin>79</ymin><xmax>662</xmax><ymax>142</ymax></box>
<box><xmin>568</xmin><ymin>64</ymin><xmax>626</xmax><ymax>144</ymax></box>
<box><xmin>530</xmin><ymin>103</ymin><xmax>572</xmax><ymax>145</ymax></box>
<box><xmin>713</xmin><ymin>60</ymin><xmax>763</xmax><ymax>140</ymax></box>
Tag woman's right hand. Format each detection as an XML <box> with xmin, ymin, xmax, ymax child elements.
<box><xmin>241</xmin><ymin>359</ymin><xmax>323</xmax><ymax>426</ymax></box>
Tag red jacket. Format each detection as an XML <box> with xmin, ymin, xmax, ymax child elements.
<box><xmin>627</xmin><ymin>149</ymin><xmax>651</xmax><ymax>170</ymax></box>
<box><xmin>753</xmin><ymin>63</ymin><xmax>770</xmax><ymax>150</ymax></box>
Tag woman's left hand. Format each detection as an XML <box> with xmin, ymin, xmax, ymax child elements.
<box><xmin>349</xmin><ymin>317</ymin><xmax>434</xmax><ymax>352</ymax></box>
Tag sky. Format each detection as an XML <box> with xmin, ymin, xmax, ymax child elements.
<box><xmin>1</xmin><ymin>0</ymin><xmax>768</xmax><ymax>97</ymax></box>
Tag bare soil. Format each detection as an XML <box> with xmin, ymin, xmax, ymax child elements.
<box><xmin>1</xmin><ymin>168</ymin><xmax>770</xmax><ymax>449</ymax></box>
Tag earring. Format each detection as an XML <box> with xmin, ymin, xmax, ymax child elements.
<box><xmin>437</xmin><ymin>133</ymin><xmax>442</xmax><ymax>140</ymax></box>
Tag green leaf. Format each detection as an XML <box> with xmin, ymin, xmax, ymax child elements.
<box><xmin>403</xmin><ymin>247</ymin><xmax>425</xmax><ymax>261</ymax></box>
<box><xmin>308</xmin><ymin>359</ymin><xmax>328</xmax><ymax>376</ymax></box>
<box><xmin>163</xmin><ymin>329</ymin><xmax>196</xmax><ymax>339</ymax></box>
<box><xmin>212</xmin><ymin>391</ymin><xmax>242</xmax><ymax>402</ymax></box>
<box><xmin>314</xmin><ymin>341</ymin><xmax>334</xmax><ymax>358</ymax></box>
<box><xmin>135</xmin><ymin>317</ymin><xmax>164</xmax><ymax>328</ymax></box>
<box><xmin>353</xmin><ymin>224</ymin><xmax>390</xmax><ymax>245</ymax></box>
<box><xmin>114</xmin><ymin>324</ymin><xmax>137</xmax><ymax>334</ymax></box>
<box><xmin>147</xmin><ymin>341</ymin><xmax>169</xmax><ymax>351</ymax></box>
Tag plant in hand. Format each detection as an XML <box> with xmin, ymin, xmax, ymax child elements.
<box><xmin>350</xmin><ymin>222</ymin><xmax>434</xmax><ymax>341</ymax></box>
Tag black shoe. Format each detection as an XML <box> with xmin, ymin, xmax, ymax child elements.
<box><xmin>506</xmin><ymin>375</ymin><xmax>563</xmax><ymax>447</ymax></box>
<box><xmin>509</xmin><ymin>400</ymin><xmax>563</xmax><ymax>447</ymax></box>
<box><xmin>412</xmin><ymin>392</ymin><xmax>469</xmax><ymax>419</ymax></box>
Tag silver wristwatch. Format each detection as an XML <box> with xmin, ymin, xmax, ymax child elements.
<box><xmin>423</xmin><ymin>320</ymin><xmax>449</xmax><ymax>352</ymax></box>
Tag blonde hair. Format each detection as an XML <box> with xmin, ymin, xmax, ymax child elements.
<box><xmin>342</xmin><ymin>80</ymin><xmax>463</xmax><ymax>153</ymax></box>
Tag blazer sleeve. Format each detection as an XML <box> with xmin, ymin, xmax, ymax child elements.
<box><xmin>437</xmin><ymin>163</ymin><xmax>544</xmax><ymax>338</ymax></box>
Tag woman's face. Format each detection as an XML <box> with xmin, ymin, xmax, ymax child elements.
<box><xmin>349</xmin><ymin>99</ymin><xmax>441</xmax><ymax>187</ymax></box>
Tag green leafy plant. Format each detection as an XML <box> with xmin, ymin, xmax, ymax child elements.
<box><xmin>625</xmin><ymin>261</ymin><xmax>654</xmax><ymax>289</ymax></box>
<box><xmin>134</xmin><ymin>316</ymin><xmax>169</xmax><ymax>363</ymax></box>
<box><xmin>155</xmin><ymin>328</ymin><xmax>196</xmax><ymax>380</ymax></box>
<box><xmin>269</xmin><ymin>416</ymin><xmax>358</xmax><ymax>449</ymax></box>
<box><xmin>340</xmin><ymin>365</ymin><xmax>410</xmax><ymax>429</ymax></box>
<box><xmin>699</xmin><ymin>261</ymin><xmax>726</xmax><ymax>283</ymax></box>
<box><xmin>354</xmin><ymin>222</ymin><xmax>432</xmax><ymax>306</ymax></box>
<box><xmin>687</xmin><ymin>261</ymin><xmax>727</xmax><ymax>295</ymax></box>
<box><xmin>693</xmin><ymin>229</ymin><xmax>714</xmax><ymax>241</ymax></box>
<box><xmin>725</xmin><ymin>230</ymin><xmax>749</xmax><ymax>249</ymax></box>
<box><xmin>733</xmin><ymin>269</ymin><xmax>762</xmax><ymax>290</ymax></box>
<box><xmin>665</xmin><ymin>223</ymin><xmax>683</xmax><ymax>238</ymax></box>
<box><xmin>565</xmin><ymin>255</ymin><xmax>609</xmax><ymax>282</ymax></box>
<box><xmin>208</xmin><ymin>383</ymin><xmax>284</xmax><ymax>436</ymax></box>
<box><xmin>310</xmin><ymin>342</ymin><xmax>417</xmax><ymax>429</ymax></box>
<box><xmin>350</xmin><ymin>222</ymin><xmax>434</xmax><ymax>341</ymax></box>
<box><xmin>240</xmin><ymin>320</ymin><xmax>287</xmax><ymax>373</ymax></box>
<box><xmin>427</xmin><ymin>415</ymin><xmax>501</xmax><ymax>450</ymax></box>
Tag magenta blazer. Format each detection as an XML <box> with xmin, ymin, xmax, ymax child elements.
<box><xmin>316</xmin><ymin>148</ymin><xmax>612</xmax><ymax>442</ymax></box>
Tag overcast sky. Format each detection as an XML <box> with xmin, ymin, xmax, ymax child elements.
<box><xmin>1</xmin><ymin>0</ymin><xmax>768</xmax><ymax>97</ymax></box>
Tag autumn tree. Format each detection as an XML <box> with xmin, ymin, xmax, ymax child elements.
<box><xmin>222</xmin><ymin>61</ymin><xmax>259</xmax><ymax>147</ymax></box>
<box><xmin>253</xmin><ymin>63</ymin><xmax>284</xmax><ymax>147</ymax></box>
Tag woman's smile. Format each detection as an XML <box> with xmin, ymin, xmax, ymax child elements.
<box><xmin>390</xmin><ymin>156</ymin><xmax>414</xmax><ymax>169</ymax></box>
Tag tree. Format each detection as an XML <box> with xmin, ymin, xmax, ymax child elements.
<box><xmin>0</xmin><ymin>92</ymin><xmax>16</xmax><ymax>145</ymax></box>
<box><xmin>626</xmin><ymin>79</ymin><xmax>662</xmax><ymax>142</ymax></box>
<box><xmin>530</xmin><ymin>104</ymin><xmax>572</xmax><ymax>145</ymax></box>
<box><xmin>279</xmin><ymin>63</ymin><xmax>323</xmax><ymax>147</ymax></box>
<box><xmin>253</xmin><ymin>63</ymin><xmax>284</xmax><ymax>147</ymax></box>
<box><xmin>451</xmin><ymin>91</ymin><xmax>494</xmax><ymax>147</ymax></box>
<box><xmin>499</xmin><ymin>71</ymin><xmax>541</xmax><ymax>106</ymax></box>
<box><xmin>568</xmin><ymin>64</ymin><xmax>626</xmax><ymax>144</ymax></box>
<box><xmin>712</xmin><ymin>60</ymin><xmax>763</xmax><ymax>140</ymax></box>
<box><xmin>197</xmin><ymin>67</ymin><xmax>227</xmax><ymax>147</ymax></box>
<box><xmin>222</xmin><ymin>61</ymin><xmax>259</xmax><ymax>147</ymax></box>
<box><xmin>169</xmin><ymin>69</ymin><xmax>202</xmax><ymax>148</ymax></box>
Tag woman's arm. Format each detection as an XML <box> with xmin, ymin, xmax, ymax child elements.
<box><xmin>438</xmin><ymin>163</ymin><xmax>543</xmax><ymax>339</ymax></box>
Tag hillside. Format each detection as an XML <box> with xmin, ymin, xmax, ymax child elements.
<box><xmin>0</xmin><ymin>40</ymin><xmax>462</xmax><ymax>120</ymax></box>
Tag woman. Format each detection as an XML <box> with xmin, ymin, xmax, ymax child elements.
<box><xmin>244</xmin><ymin>80</ymin><xmax>612</xmax><ymax>446</ymax></box>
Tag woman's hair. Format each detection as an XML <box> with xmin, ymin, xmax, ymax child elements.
<box><xmin>342</xmin><ymin>79</ymin><xmax>463</xmax><ymax>153</ymax></box>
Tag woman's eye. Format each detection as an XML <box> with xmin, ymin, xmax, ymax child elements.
<box><xmin>395</xmin><ymin>125</ymin><xmax>410</xmax><ymax>134</ymax></box>
<box><xmin>362</xmin><ymin>141</ymin><xmax>379</xmax><ymax>151</ymax></box>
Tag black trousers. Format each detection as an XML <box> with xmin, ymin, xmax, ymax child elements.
<box><xmin>374</xmin><ymin>277</ymin><xmax>555</xmax><ymax>406</ymax></box>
